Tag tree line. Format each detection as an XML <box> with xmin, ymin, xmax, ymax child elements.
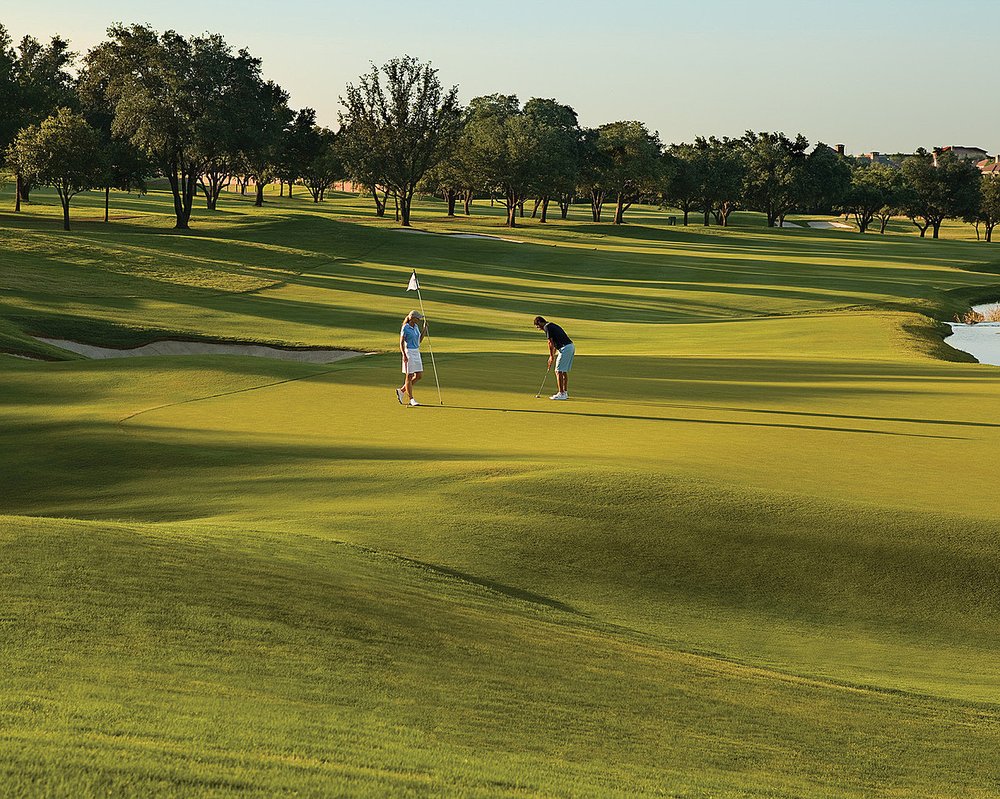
<box><xmin>2</xmin><ymin>24</ymin><xmax>997</xmax><ymax>240</ymax></box>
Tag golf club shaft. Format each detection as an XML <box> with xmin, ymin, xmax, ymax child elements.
<box><xmin>535</xmin><ymin>366</ymin><xmax>550</xmax><ymax>397</ymax></box>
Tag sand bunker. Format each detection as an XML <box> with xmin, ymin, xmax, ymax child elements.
<box><xmin>945</xmin><ymin>303</ymin><xmax>1000</xmax><ymax>366</ymax></box>
<box><xmin>777</xmin><ymin>220</ymin><xmax>802</xmax><ymax>228</ymax></box>
<box><xmin>34</xmin><ymin>337</ymin><xmax>366</xmax><ymax>364</ymax></box>
<box><xmin>392</xmin><ymin>229</ymin><xmax>524</xmax><ymax>243</ymax></box>
<box><xmin>808</xmin><ymin>220</ymin><xmax>854</xmax><ymax>230</ymax></box>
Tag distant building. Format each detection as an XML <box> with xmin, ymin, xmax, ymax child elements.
<box><xmin>933</xmin><ymin>146</ymin><xmax>989</xmax><ymax>166</ymax></box>
<box><xmin>978</xmin><ymin>156</ymin><xmax>1000</xmax><ymax>176</ymax></box>
<box><xmin>861</xmin><ymin>151</ymin><xmax>896</xmax><ymax>166</ymax></box>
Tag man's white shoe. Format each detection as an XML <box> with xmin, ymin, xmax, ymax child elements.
<box><xmin>549</xmin><ymin>392</ymin><xmax>568</xmax><ymax>400</ymax></box>
<box><xmin>409</xmin><ymin>398</ymin><xmax>420</xmax><ymax>406</ymax></box>
<box><xmin>395</xmin><ymin>388</ymin><xmax>405</xmax><ymax>405</ymax></box>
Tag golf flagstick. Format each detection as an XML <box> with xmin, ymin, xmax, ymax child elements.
<box><xmin>407</xmin><ymin>270</ymin><xmax>443</xmax><ymax>405</ymax></box>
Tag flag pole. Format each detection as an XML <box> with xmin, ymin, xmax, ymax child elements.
<box><xmin>412</xmin><ymin>274</ymin><xmax>443</xmax><ymax>405</ymax></box>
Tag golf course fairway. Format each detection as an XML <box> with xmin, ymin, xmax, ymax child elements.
<box><xmin>2</xmin><ymin>187</ymin><xmax>1000</xmax><ymax>798</ymax></box>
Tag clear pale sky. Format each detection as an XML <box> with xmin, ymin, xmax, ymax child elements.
<box><xmin>6</xmin><ymin>0</ymin><xmax>996</xmax><ymax>154</ymax></box>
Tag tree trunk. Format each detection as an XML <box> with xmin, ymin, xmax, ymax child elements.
<box><xmin>59</xmin><ymin>188</ymin><xmax>70</xmax><ymax>231</ymax></box>
<box><xmin>506</xmin><ymin>191</ymin><xmax>518</xmax><ymax>227</ymax></box>
<box><xmin>590</xmin><ymin>189</ymin><xmax>604</xmax><ymax>222</ymax></box>
<box><xmin>288</xmin><ymin>181</ymin><xmax>293</xmax><ymax>198</ymax></box>
<box><xmin>531</xmin><ymin>198</ymin><xmax>541</xmax><ymax>218</ymax></box>
<box><xmin>703</xmin><ymin>208</ymin><xmax>710</xmax><ymax>226</ymax></box>
<box><xmin>446</xmin><ymin>189</ymin><xmax>456</xmax><ymax>216</ymax></box>
<box><xmin>540</xmin><ymin>197</ymin><xmax>549</xmax><ymax>224</ymax></box>
<box><xmin>255</xmin><ymin>183</ymin><xmax>265</xmax><ymax>206</ymax></box>
<box><xmin>464</xmin><ymin>190</ymin><xmax>472</xmax><ymax>215</ymax></box>
<box><xmin>932</xmin><ymin>220</ymin><xmax>942</xmax><ymax>239</ymax></box>
<box><xmin>105</xmin><ymin>186</ymin><xmax>110</xmax><ymax>222</ymax></box>
<box><xmin>683</xmin><ymin>209</ymin><xmax>690</xmax><ymax>225</ymax></box>
<box><xmin>18</xmin><ymin>176</ymin><xmax>30</xmax><ymax>202</ymax></box>
<box><xmin>14</xmin><ymin>174</ymin><xmax>21</xmax><ymax>212</ymax></box>
<box><xmin>986</xmin><ymin>225</ymin><xmax>994</xmax><ymax>243</ymax></box>
<box><xmin>518</xmin><ymin>201</ymin><xmax>524</xmax><ymax>218</ymax></box>
<box><xmin>613</xmin><ymin>194</ymin><xmax>625</xmax><ymax>225</ymax></box>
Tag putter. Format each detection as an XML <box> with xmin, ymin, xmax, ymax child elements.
<box><xmin>534</xmin><ymin>366</ymin><xmax>551</xmax><ymax>398</ymax></box>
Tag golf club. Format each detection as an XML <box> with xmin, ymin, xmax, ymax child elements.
<box><xmin>534</xmin><ymin>365</ymin><xmax>551</xmax><ymax>398</ymax></box>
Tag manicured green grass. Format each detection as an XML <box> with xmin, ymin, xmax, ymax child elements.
<box><xmin>3</xmin><ymin>185</ymin><xmax>1000</xmax><ymax>797</ymax></box>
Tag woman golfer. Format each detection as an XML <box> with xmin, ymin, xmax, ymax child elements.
<box><xmin>397</xmin><ymin>310</ymin><xmax>426</xmax><ymax>407</ymax></box>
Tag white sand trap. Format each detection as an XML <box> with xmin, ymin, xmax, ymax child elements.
<box><xmin>447</xmin><ymin>233</ymin><xmax>524</xmax><ymax>243</ymax></box>
<box><xmin>808</xmin><ymin>220</ymin><xmax>854</xmax><ymax>230</ymax></box>
<box><xmin>945</xmin><ymin>303</ymin><xmax>1000</xmax><ymax>366</ymax></box>
<box><xmin>34</xmin><ymin>337</ymin><xmax>366</xmax><ymax>364</ymax></box>
<box><xmin>391</xmin><ymin>228</ymin><xmax>524</xmax><ymax>243</ymax></box>
<box><xmin>778</xmin><ymin>220</ymin><xmax>802</xmax><ymax>228</ymax></box>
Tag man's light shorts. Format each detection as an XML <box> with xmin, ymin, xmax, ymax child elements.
<box><xmin>403</xmin><ymin>348</ymin><xmax>423</xmax><ymax>374</ymax></box>
<box><xmin>555</xmin><ymin>342</ymin><xmax>575</xmax><ymax>372</ymax></box>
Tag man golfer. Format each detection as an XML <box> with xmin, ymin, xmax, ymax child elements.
<box><xmin>534</xmin><ymin>316</ymin><xmax>574</xmax><ymax>400</ymax></box>
<box><xmin>397</xmin><ymin>310</ymin><xmax>426</xmax><ymax>407</ymax></box>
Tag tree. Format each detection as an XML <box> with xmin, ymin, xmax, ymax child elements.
<box><xmin>802</xmin><ymin>143</ymin><xmax>852</xmax><ymax>213</ymax></box>
<box><xmin>972</xmin><ymin>177</ymin><xmax>1000</xmax><ymax>243</ymax></box>
<box><xmin>901</xmin><ymin>152</ymin><xmax>982</xmax><ymax>238</ymax></box>
<box><xmin>77</xmin><ymin>62</ymin><xmax>150</xmax><ymax>222</ymax></box>
<box><xmin>84</xmin><ymin>25</ymin><xmax>267</xmax><ymax>229</ymax></box>
<box><xmin>276</xmin><ymin>108</ymin><xmax>320</xmax><ymax>199</ymax></box>
<box><xmin>302</xmin><ymin>128</ymin><xmax>343</xmax><ymax>202</ymax></box>
<box><xmin>596</xmin><ymin>121</ymin><xmax>661</xmax><ymax>224</ymax></box>
<box><xmin>661</xmin><ymin>147</ymin><xmax>699</xmax><ymax>225</ymax></box>
<box><xmin>577</xmin><ymin>128</ymin><xmax>609</xmax><ymax>222</ymax></box>
<box><xmin>339</xmin><ymin>56</ymin><xmax>461</xmax><ymax>227</ymax></box>
<box><xmin>339</xmin><ymin>120</ymin><xmax>391</xmax><ymax>216</ymax></box>
<box><xmin>241</xmin><ymin>80</ymin><xmax>293</xmax><ymax>207</ymax></box>
<box><xmin>741</xmin><ymin>131</ymin><xmax>809</xmax><ymax>227</ymax></box>
<box><xmin>0</xmin><ymin>27</ymin><xmax>76</xmax><ymax>209</ymax></box>
<box><xmin>843</xmin><ymin>162</ymin><xmax>900</xmax><ymax>234</ymax></box>
<box><xmin>7</xmin><ymin>108</ymin><xmax>105</xmax><ymax>230</ymax></box>
<box><xmin>523</xmin><ymin>98</ymin><xmax>579</xmax><ymax>223</ymax></box>
<box><xmin>462</xmin><ymin>94</ymin><xmax>554</xmax><ymax>228</ymax></box>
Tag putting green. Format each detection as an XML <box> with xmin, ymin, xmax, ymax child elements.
<box><xmin>2</xmin><ymin>186</ymin><xmax>1000</xmax><ymax>797</ymax></box>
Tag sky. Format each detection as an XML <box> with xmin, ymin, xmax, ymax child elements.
<box><xmin>5</xmin><ymin>0</ymin><xmax>997</xmax><ymax>154</ymax></box>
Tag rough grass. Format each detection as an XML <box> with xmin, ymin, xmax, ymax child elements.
<box><xmin>3</xmin><ymin>186</ymin><xmax>1000</xmax><ymax>797</ymax></box>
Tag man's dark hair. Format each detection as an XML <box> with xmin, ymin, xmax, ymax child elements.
<box><xmin>533</xmin><ymin>316</ymin><xmax>546</xmax><ymax>327</ymax></box>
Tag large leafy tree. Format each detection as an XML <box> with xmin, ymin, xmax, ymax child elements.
<box><xmin>523</xmin><ymin>98</ymin><xmax>579</xmax><ymax>223</ymax></box>
<box><xmin>241</xmin><ymin>80</ymin><xmax>293</xmax><ymax>207</ymax></box>
<box><xmin>741</xmin><ymin>131</ymin><xmax>809</xmax><ymax>227</ymax></box>
<box><xmin>0</xmin><ymin>26</ymin><xmax>76</xmax><ymax>208</ymax></box>
<box><xmin>971</xmin><ymin>176</ymin><xmax>1000</xmax><ymax>243</ymax></box>
<box><xmin>84</xmin><ymin>25</ymin><xmax>267</xmax><ymax>229</ymax></box>
<box><xmin>801</xmin><ymin>143</ymin><xmax>852</xmax><ymax>214</ymax></box>
<box><xmin>577</xmin><ymin>127</ymin><xmax>609</xmax><ymax>222</ymax></box>
<box><xmin>7</xmin><ymin>108</ymin><xmax>105</xmax><ymax>230</ymax></box>
<box><xmin>596</xmin><ymin>121</ymin><xmax>662</xmax><ymax>225</ymax></box>
<box><xmin>276</xmin><ymin>108</ymin><xmax>320</xmax><ymax>199</ymax></box>
<box><xmin>340</xmin><ymin>56</ymin><xmax>461</xmax><ymax>227</ymax></box>
<box><xmin>843</xmin><ymin>162</ymin><xmax>901</xmax><ymax>234</ymax></box>
<box><xmin>463</xmin><ymin>94</ymin><xmax>559</xmax><ymax>228</ymax></box>
<box><xmin>195</xmin><ymin>47</ymin><xmax>267</xmax><ymax>210</ymax></box>
<box><xmin>77</xmin><ymin>62</ymin><xmax>150</xmax><ymax>222</ymax></box>
<box><xmin>302</xmin><ymin>128</ymin><xmax>344</xmax><ymax>202</ymax></box>
<box><xmin>661</xmin><ymin>146</ymin><xmax>700</xmax><ymax>226</ymax></box>
<box><xmin>901</xmin><ymin>151</ymin><xmax>982</xmax><ymax>238</ymax></box>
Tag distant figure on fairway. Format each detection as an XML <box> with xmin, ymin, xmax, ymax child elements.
<box><xmin>397</xmin><ymin>310</ymin><xmax>426</xmax><ymax>407</ymax></box>
<box><xmin>534</xmin><ymin>316</ymin><xmax>574</xmax><ymax>400</ymax></box>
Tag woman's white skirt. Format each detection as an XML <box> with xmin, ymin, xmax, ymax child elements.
<box><xmin>402</xmin><ymin>347</ymin><xmax>423</xmax><ymax>374</ymax></box>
